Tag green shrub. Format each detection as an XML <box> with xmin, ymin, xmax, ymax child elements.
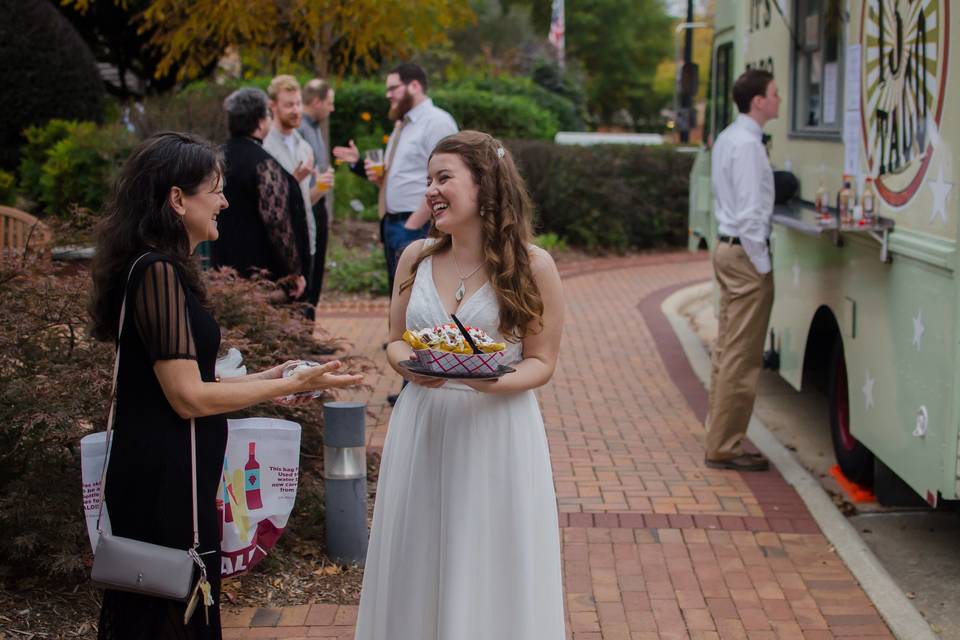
<box><xmin>534</xmin><ymin>232</ymin><xmax>568</xmax><ymax>254</ymax></box>
<box><xmin>433</xmin><ymin>88</ymin><xmax>558</xmax><ymax>140</ymax></box>
<box><xmin>325</xmin><ymin>241</ymin><xmax>389</xmax><ymax>295</ymax></box>
<box><xmin>19</xmin><ymin>120</ymin><xmax>135</xmax><ymax>216</ymax></box>
<box><xmin>508</xmin><ymin>141</ymin><xmax>694</xmax><ymax>251</ymax></box>
<box><xmin>329</xmin><ymin>80</ymin><xmax>392</xmax><ymax>150</ymax></box>
<box><xmin>332</xmin><ymin>165</ymin><xmax>379</xmax><ymax>222</ymax></box>
<box><xmin>18</xmin><ymin>119</ymin><xmax>76</xmax><ymax>202</ymax></box>
<box><xmin>455</xmin><ymin>76</ymin><xmax>583</xmax><ymax>131</ymax></box>
<box><xmin>329</xmin><ymin>80</ymin><xmax>559</xmax><ymax>146</ymax></box>
<box><xmin>136</xmin><ymin>76</ymin><xmax>561</xmax><ymax>154</ymax></box>
<box><xmin>0</xmin><ymin>170</ymin><xmax>16</xmax><ymax>206</ymax></box>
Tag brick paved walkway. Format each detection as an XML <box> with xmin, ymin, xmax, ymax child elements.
<box><xmin>223</xmin><ymin>253</ymin><xmax>893</xmax><ymax>639</ymax></box>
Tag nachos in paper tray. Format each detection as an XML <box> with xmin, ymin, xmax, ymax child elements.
<box><xmin>403</xmin><ymin>323</ymin><xmax>507</xmax><ymax>376</ymax></box>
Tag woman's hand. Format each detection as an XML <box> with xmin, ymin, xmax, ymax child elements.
<box><xmin>393</xmin><ymin>351</ymin><xmax>445</xmax><ymax>388</ymax></box>
<box><xmin>289</xmin><ymin>360</ymin><xmax>363</xmax><ymax>394</ymax></box>
<box><xmin>257</xmin><ymin>360</ymin><xmax>300</xmax><ymax>381</ymax></box>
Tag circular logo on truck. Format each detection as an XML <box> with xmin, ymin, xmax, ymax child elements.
<box><xmin>861</xmin><ymin>0</ymin><xmax>949</xmax><ymax>206</ymax></box>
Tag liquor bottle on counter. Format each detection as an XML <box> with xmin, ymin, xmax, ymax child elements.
<box><xmin>861</xmin><ymin>177</ymin><xmax>876</xmax><ymax>224</ymax></box>
<box><xmin>815</xmin><ymin>179</ymin><xmax>830</xmax><ymax>221</ymax></box>
<box><xmin>245</xmin><ymin>441</ymin><xmax>263</xmax><ymax>510</ymax></box>
<box><xmin>838</xmin><ymin>176</ymin><xmax>855</xmax><ymax>226</ymax></box>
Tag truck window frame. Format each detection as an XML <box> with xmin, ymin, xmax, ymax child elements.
<box><xmin>790</xmin><ymin>0</ymin><xmax>845</xmax><ymax>139</ymax></box>
<box><xmin>713</xmin><ymin>41</ymin><xmax>735</xmax><ymax>138</ymax></box>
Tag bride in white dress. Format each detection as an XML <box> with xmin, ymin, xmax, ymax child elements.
<box><xmin>354</xmin><ymin>131</ymin><xmax>566</xmax><ymax>640</ymax></box>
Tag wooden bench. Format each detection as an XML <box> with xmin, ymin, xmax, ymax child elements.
<box><xmin>0</xmin><ymin>206</ymin><xmax>53</xmax><ymax>255</ymax></box>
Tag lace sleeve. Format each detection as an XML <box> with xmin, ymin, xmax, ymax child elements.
<box><xmin>133</xmin><ymin>260</ymin><xmax>197</xmax><ymax>362</ymax></box>
<box><xmin>256</xmin><ymin>158</ymin><xmax>303</xmax><ymax>277</ymax></box>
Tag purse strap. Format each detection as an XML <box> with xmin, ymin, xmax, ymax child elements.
<box><xmin>96</xmin><ymin>254</ymin><xmax>201</xmax><ymax>552</ymax></box>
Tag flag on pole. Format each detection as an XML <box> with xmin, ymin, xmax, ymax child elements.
<box><xmin>549</xmin><ymin>0</ymin><xmax>565</xmax><ymax>68</ymax></box>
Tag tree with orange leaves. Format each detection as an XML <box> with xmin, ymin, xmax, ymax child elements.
<box><xmin>63</xmin><ymin>0</ymin><xmax>474</xmax><ymax>80</ymax></box>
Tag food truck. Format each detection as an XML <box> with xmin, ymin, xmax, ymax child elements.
<box><xmin>688</xmin><ymin>0</ymin><xmax>958</xmax><ymax>505</ymax></box>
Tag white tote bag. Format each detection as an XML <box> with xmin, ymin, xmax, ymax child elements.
<box><xmin>81</xmin><ymin>417</ymin><xmax>302</xmax><ymax>578</ymax></box>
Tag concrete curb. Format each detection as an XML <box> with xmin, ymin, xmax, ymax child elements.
<box><xmin>661</xmin><ymin>282</ymin><xmax>938</xmax><ymax>640</ymax></box>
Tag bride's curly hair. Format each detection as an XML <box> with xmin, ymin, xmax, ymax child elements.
<box><xmin>399</xmin><ymin>130</ymin><xmax>543</xmax><ymax>341</ymax></box>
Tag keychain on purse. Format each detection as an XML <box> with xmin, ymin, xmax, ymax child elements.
<box><xmin>183</xmin><ymin>552</ymin><xmax>214</xmax><ymax>625</ymax></box>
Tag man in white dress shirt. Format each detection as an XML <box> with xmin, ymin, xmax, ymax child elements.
<box><xmin>263</xmin><ymin>75</ymin><xmax>330</xmax><ymax>311</ymax></box>
<box><xmin>705</xmin><ymin>69</ymin><xmax>780</xmax><ymax>472</ymax></box>
<box><xmin>333</xmin><ymin>63</ymin><xmax>458</xmax><ymax>294</ymax></box>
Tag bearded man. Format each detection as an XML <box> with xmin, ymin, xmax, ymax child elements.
<box><xmin>333</xmin><ymin>63</ymin><xmax>457</xmax><ymax>295</ymax></box>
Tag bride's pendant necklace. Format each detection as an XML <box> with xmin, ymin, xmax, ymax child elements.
<box><xmin>452</xmin><ymin>250</ymin><xmax>484</xmax><ymax>302</ymax></box>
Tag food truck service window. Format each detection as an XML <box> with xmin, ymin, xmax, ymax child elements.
<box><xmin>792</xmin><ymin>0</ymin><xmax>844</xmax><ymax>136</ymax></box>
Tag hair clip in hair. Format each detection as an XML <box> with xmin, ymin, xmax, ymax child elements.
<box><xmin>496</xmin><ymin>147</ymin><xmax>505</xmax><ymax>159</ymax></box>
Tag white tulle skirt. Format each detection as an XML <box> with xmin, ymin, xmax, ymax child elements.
<box><xmin>354</xmin><ymin>382</ymin><xmax>566</xmax><ymax>640</ymax></box>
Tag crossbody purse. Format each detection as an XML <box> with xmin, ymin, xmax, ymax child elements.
<box><xmin>91</xmin><ymin>254</ymin><xmax>212</xmax><ymax>621</ymax></box>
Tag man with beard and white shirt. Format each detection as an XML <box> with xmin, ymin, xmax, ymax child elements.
<box><xmin>333</xmin><ymin>63</ymin><xmax>457</xmax><ymax>295</ymax></box>
<box><xmin>334</xmin><ymin>63</ymin><xmax>457</xmax><ymax>405</ymax></box>
<box><xmin>263</xmin><ymin>74</ymin><xmax>334</xmax><ymax>319</ymax></box>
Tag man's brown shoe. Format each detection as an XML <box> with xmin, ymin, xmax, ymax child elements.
<box><xmin>705</xmin><ymin>454</ymin><xmax>770</xmax><ymax>472</ymax></box>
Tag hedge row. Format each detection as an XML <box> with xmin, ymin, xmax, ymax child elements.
<box><xmin>508</xmin><ymin>141</ymin><xmax>695</xmax><ymax>251</ymax></box>
<box><xmin>15</xmin><ymin>119</ymin><xmax>693</xmax><ymax>252</ymax></box>
<box><xmin>143</xmin><ymin>76</ymin><xmax>567</xmax><ymax>147</ymax></box>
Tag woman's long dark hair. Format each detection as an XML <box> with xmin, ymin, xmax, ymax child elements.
<box><xmin>89</xmin><ymin>132</ymin><xmax>222</xmax><ymax>341</ymax></box>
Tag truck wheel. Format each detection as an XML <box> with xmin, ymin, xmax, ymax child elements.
<box><xmin>828</xmin><ymin>340</ymin><xmax>874</xmax><ymax>485</ymax></box>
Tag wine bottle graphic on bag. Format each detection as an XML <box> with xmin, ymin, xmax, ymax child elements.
<box><xmin>245</xmin><ymin>442</ymin><xmax>263</xmax><ymax>510</ymax></box>
<box><xmin>222</xmin><ymin>458</ymin><xmax>234</xmax><ymax>523</ymax></box>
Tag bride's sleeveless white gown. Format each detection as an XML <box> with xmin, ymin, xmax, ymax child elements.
<box><xmin>354</xmin><ymin>249</ymin><xmax>566</xmax><ymax>640</ymax></box>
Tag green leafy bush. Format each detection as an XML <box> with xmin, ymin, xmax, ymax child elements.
<box><xmin>325</xmin><ymin>240</ymin><xmax>389</xmax><ymax>295</ymax></box>
<box><xmin>18</xmin><ymin>119</ymin><xmax>77</xmax><ymax>203</ymax></box>
<box><xmin>508</xmin><ymin>141</ymin><xmax>694</xmax><ymax>251</ymax></box>
<box><xmin>39</xmin><ymin>123</ymin><xmax>135</xmax><ymax>215</ymax></box>
<box><xmin>534</xmin><ymin>232</ymin><xmax>568</xmax><ymax>254</ymax></box>
<box><xmin>19</xmin><ymin>120</ymin><xmax>135</xmax><ymax>216</ymax></box>
<box><xmin>332</xmin><ymin>165</ymin><xmax>379</xmax><ymax>222</ymax></box>
<box><xmin>0</xmin><ymin>170</ymin><xmax>16</xmax><ymax>206</ymax></box>
<box><xmin>329</xmin><ymin>80</ymin><xmax>392</xmax><ymax>150</ymax></box>
<box><xmin>455</xmin><ymin>76</ymin><xmax>583</xmax><ymax>132</ymax></box>
<box><xmin>137</xmin><ymin>77</ymin><xmax>562</xmax><ymax>152</ymax></box>
<box><xmin>433</xmin><ymin>88</ymin><xmax>558</xmax><ymax>140</ymax></box>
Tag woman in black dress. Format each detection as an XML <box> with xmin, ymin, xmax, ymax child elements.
<box><xmin>212</xmin><ymin>87</ymin><xmax>310</xmax><ymax>299</ymax></box>
<box><xmin>89</xmin><ymin>132</ymin><xmax>362</xmax><ymax>639</ymax></box>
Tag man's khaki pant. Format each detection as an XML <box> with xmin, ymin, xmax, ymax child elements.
<box><xmin>705</xmin><ymin>242</ymin><xmax>774</xmax><ymax>461</ymax></box>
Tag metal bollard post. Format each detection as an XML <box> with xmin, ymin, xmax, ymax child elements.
<box><xmin>322</xmin><ymin>401</ymin><xmax>368</xmax><ymax>565</ymax></box>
